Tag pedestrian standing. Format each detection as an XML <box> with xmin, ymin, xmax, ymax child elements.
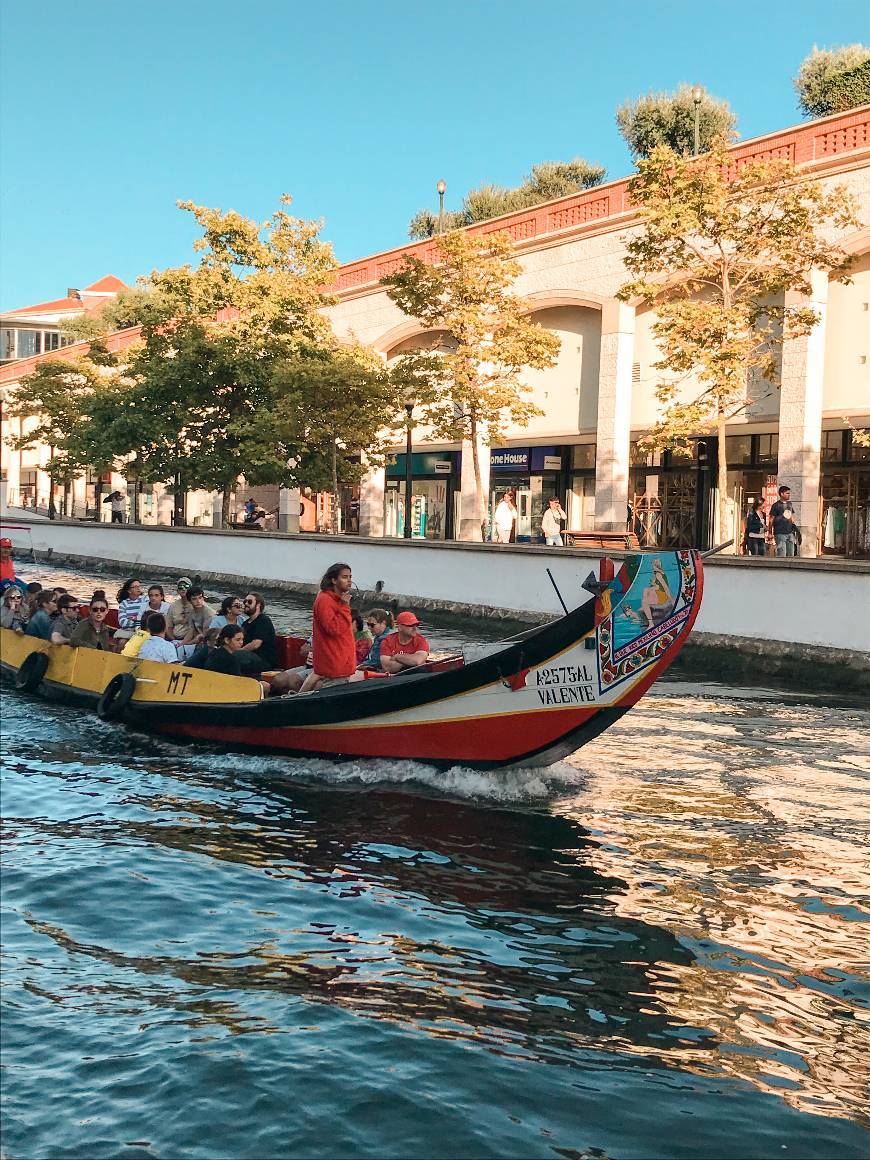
<box><xmin>494</xmin><ymin>491</ymin><xmax>516</xmax><ymax>544</ymax></box>
<box><xmin>103</xmin><ymin>490</ymin><xmax>126</xmax><ymax>524</ymax></box>
<box><xmin>743</xmin><ymin>499</ymin><xmax>766</xmax><ymax>556</ymax></box>
<box><xmin>767</xmin><ymin>485</ymin><xmax>797</xmax><ymax>558</ymax></box>
<box><xmin>541</xmin><ymin>496</ymin><xmax>567</xmax><ymax>547</ymax></box>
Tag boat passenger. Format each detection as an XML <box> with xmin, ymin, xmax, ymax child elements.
<box><xmin>185</xmin><ymin>627</ymin><xmax>221</xmax><ymax>669</ymax></box>
<box><xmin>115</xmin><ymin>579</ymin><xmax>148</xmax><ymax>641</ymax></box>
<box><xmin>379</xmin><ymin>612</ymin><xmax>430</xmax><ymax>674</ymax></box>
<box><xmin>147</xmin><ymin>585</ymin><xmax>171</xmax><ymax>616</ymax></box>
<box><xmin>1</xmin><ymin>588</ymin><xmax>28</xmax><ymax>634</ymax></box>
<box><xmin>352</xmin><ymin>612</ymin><xmax>373</xmax><ymax>664</ymax></box>
<box><xmin>165</xmin><ymin>577</ymin><xmax>194</xmax><ymax>640</ymax></box>
<box><xmin>268</xmin><ymin>637</ymin><xmax>313</xmax><ymax>695</ymax></box>
<box><xmin>137</xmin><ymin>614</ymin><xmax>179</xmax><ymax>663</ymax></box>
<box><xmin>25</xmin><ymin>582</ymin><xmax>43</xmax><ymax>616</ymax></box>
<box><xmin>121</xmin><ymin>612</ymin><xmax>154</xmax><ymax>657</ymax></box>
<box><xmin>25</xmin><ymin>592</ymin><xmax>57</xmax><ymax>639</ymax></box>
<box><xmin>0</xmin><ymin>537</ymin><xmax>20</xmax><ymax>586</ymax></box>
<box><xmin>358</xmin><ymin>608</ymin><xmax>394</xmax><ymax>671</ymax></box>
<box><xmin>50</xmin><ymin>595</ymin><xmax>82</xmax><ymax>645</ymax></box>
<box><xmin>210</xmin><ymin>596</ymin><xmax>247</xmax><ymax>631</ymax></box>
<box><xmin>298</xmin><ymin>563</ymin><xmax>356</xmax><ymax>693</ymax></box>
<box><xmin>177</xmin><ymin>587</ymin><xmax>215</xmax><ymax>655</ymax></box>
<box><xmin>239</xmin><ymin>592</ymin><xmax>277</xmax><ymax>672</ymax></box>
<box><xmin>205</xmin><ymin>624</ymin><xmax>248</xmax><ymax>675</ymax></box>
<box><xmin>70</xmin><ymin>595</ymin><xmax>112</xmax><ymax>650</ymax></box>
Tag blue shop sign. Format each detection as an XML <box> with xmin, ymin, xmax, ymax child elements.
<box><xmin>490</xmin><ymin>447</ymin><xmax>530</xmax><ymax>472</ymax></box>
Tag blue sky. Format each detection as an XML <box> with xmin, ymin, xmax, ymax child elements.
<box><xmin>1</xmin><ymin>0</ymin><xmax>866</xmax><ymax>310</ymax></box>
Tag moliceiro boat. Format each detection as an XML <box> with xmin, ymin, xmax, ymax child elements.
<box><xmin>1</xmin><ymin>551</ymin><xmax>703</xmax><ymax>770</ymax></box>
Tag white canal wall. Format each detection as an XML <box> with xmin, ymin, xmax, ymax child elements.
<box><xmin>3</xmin><ymin>517</ymin><xmax>869</xmax><ymax>655</ymax></box>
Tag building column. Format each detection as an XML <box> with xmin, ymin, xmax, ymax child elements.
<box><xmin>458</xmin><ymin>436</ymin><xmax>490</xmax><ymax>541</ymax></box>
<box><xmin>778</xmin><ymin>269</ymin><xmax>828</xmax><ymax>557</ymax></box>
<box><xmin>358</xmin><ymin>467</ymin><xmax>385</xmax><ymax>538</ymax></box>
<box><xmin>594</xmin><ymin>299</ymin><xmax>635</xmax><ymax>532</ymax></box>
<box><xmin>279</xmin><ymin>487</ymin><xmax>301</xmax><ymax>534</ymax></box>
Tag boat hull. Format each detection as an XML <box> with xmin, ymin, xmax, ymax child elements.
<box><xmin>1</xmin><ymin>551</ymin><xmax>703</xmax><ymax>770</ymax></box>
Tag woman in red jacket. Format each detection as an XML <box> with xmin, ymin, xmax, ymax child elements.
<box><xmin>300</xmin><ymin>562</ymin><xmax>357</xmax><ymax>693</ymax></box>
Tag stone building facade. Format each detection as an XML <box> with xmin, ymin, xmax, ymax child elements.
<box><xmin>324</xmin><ymin>106</ymin><xmax>870</xmax><ymax>556</ymax></box>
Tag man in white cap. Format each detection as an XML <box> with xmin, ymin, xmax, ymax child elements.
<box><xmin>380</xmin><ymin>611</ymin><xmax>430</xmax><ymax>673</ymax></box>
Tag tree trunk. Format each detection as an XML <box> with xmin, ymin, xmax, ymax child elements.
<box><xmin>469</xmin><ymin>415</ymin><xmax>484</xmax><ymax>542</ymax></box>
<box><xmin>130</xmin><ymin>480</ymin><xmax>140</xmax><ymax>524</ymax></box>
<box><xmin>48</xmin><ymin>476</ymin><xmax>57</xmax><ymax>520</ymax></box>
<box><xmin>717</xmin><ymin>409</ymin><xmax>729</xmax><ymax>549</ymax></box>
<box><xmin>221</xmin><ymin>481</ymin><xmax>235</xmax><ymax>529</ymax></box>
<box><xmin>62</xmin><ymin>480</ymin><xmax>71</xmax><ymax>518</ymax></box>
<box><xmin>94</xmin><ymin>478</ymin><xmax>103</xmax><ymax>521</ymax></box>
<box><xmin>331</xmin><ymin>443</ymin><xmax>340</xmax><ymax>535</ymax></box>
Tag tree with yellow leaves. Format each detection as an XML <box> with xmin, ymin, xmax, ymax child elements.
<box><xmin>382</xmin><ymin>230</ymin><xmax>560</xmax><ymax>540</ymax></box>
<box><xmin>619</xmin><ymin>136</ymin><xmax>858</xmax><ymax>542</ymax></box>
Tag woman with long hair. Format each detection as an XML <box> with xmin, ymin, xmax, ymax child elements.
<box><xmin>115</xmin><ymin>578</ymin><xmax>148</xmax><ymax>639</ymax></box>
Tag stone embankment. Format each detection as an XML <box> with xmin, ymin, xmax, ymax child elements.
<box><xmin>3</xmin><ymin>516</ymin><xmax>869</xmax><ymax>691</ymax></box>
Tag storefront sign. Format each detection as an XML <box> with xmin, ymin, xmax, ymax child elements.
<box><xmin>490</xmin><ymin>448</ymin><xmax>530</xmax><ymax>472</ymax></box>
<box><xmin>387</xmin><ymin>452</ymin><xmax>458</xmax><ymax>478</ymax></box>
<box><xmin>542</xmin><ymin>455</ymin><xmax>562</xmax><ymax>472</ymax></box>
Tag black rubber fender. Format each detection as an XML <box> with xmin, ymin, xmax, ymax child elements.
<box><xmin>97</xmin><ymin>672</ymin><xmax>137</xmax><ymax>721</ymax></box>
<box><xmin>14</xmin><ymin>650</ymin><xmax>49</xmax><ymax>692</ymax></box>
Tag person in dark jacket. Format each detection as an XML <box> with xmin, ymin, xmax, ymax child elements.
<box><xmin>743</xmin><ymin>499</ymin><xmax>767</xmax><ymax>556</ymax></box>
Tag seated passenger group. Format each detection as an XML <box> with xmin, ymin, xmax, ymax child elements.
<box><xmin>2</xmin><ymin>562</ymin><xmax>431</xmax><ymax>696</ymax></box>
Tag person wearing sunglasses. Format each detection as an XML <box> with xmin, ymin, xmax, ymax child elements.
<box><xmin>1</xmin><ymin>587</ymin><xmax>28</xmax><ymax>634</ymax></box>
<box><xmin>357</xmin><ymin>608</ymin><xmax>394</xmax><ymax>671</ymax></box>
<box><xmin>165</xmin><ymin>577</ymin><xmax>194</xmax><ymax>640</ymax></box>
<box><xmin>69</xmin><ymin>596</ymin><xmax>113</xmax><ymax>650</ymax></box>
<box><xmin>209</xmin><ymin>596</ymin><xmax>248</xmax><ymax>631</ymax></box>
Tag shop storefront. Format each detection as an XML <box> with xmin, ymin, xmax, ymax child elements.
<box><xmin>567</xmin><ymin>444</ymin><xmax>596</xmax><ymax>532</ymax></box>
<box><xmin>487</xmin><ymin>446</ymin><xmax>567</xmax><ymax>542</ymax></box>
<box><xmin>385</xmin><ymin>452</ymin><xmax>459</xmax><ymax>540</ymax></box>
<box><xmin>818</xmin><ymin>429</ymin><xmax>870</xmax><ymax>557</ymax></box>
<box><xmin>629</xmin><ymin>439</ymin><xmax>717</xmax><ymax>550</ymax></box>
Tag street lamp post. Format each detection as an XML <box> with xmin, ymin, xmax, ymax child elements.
<box><xmin>692</xmin><ymin>85</ymin><xmax>703</xmax><ymax>157</ymax></box>
<box><xmin>436</xmin><ymin>179</ymin><xmax>446</xmax><ymax>235</ymax></box>
<box><xmin>403</xmin><ymin>398</ymin><xmax>415</xmax><ymax>539</ymax></box>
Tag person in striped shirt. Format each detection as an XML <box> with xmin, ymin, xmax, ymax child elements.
<box><xmin>115</xmin><ymin>578</ymin><xmax>149</xmax><ymax>641</ymax></box>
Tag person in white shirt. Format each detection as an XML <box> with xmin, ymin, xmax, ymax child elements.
<box><xmin>493</xmin><ymin>491</ymin><xmax>516</xmax><ymax>544</ymax></box>
<box><xmin>137</xmin><ymin>614</ymin><xmax>179</xmax><ymax>663</ymax></box>
<box><xmin>541</xmin><ymin>496</ymin><xmax>567</xmax><ymax>546</ymax></box>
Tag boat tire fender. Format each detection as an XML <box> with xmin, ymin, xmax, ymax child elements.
<box><xmin>15</xmin><ymin>650</ymin><xmax>49</xmax><ymax>693</ymax></box>
<box><xmin>97</xmin><ymin>672</ymin><xmax>137</xmax><ymax>721</ymax></box>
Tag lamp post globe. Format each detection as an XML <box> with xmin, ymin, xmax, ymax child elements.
<box><xmin>436</xmin><ymin>180</ymin><xmax>446</xmax><ymax>235</ymax></box>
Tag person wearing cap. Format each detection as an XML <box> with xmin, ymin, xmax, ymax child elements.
<box><xmin>380</xmin><ymin>612</ymin><xmax>430</xmax><ymax>674</ymax></box>
<box><xmin>165</xmin><ymin>578</ymin><xmax>194</xmax><ymax>640</ymax></box>
<box><xmin>767</xmin><ymin>485</ymin><xmax>797</xmax><ymax>557</ymax></box>
<box><xmin>0</xmin><ymin>536</ymin><xmax>18</xmax><ymax>585</ymax></box>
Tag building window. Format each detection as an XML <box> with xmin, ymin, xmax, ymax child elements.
<box><xmin>571</xmin><ymin>444</ymin><xmax>596</xmax><ymax>470</ymax></box>
<box><xmin>15</xmin><ymin>331</ymin><xmax>41</xmax><ymax>358</ymax></box>
<box><xmin>755</xmin><ymin>433</ymin><xmax>778</xmax><ymax>464</ymax></box>
<box><xmin>44</xmin><ymin>332</ymin><xmax>61</xmax><ymax>352</ymax></box>
<box><xmin>0</xmin><ymin>328</ymin><xmax>14</xmax><ymax>360</ymax></box>
<box><xmin>847</xmin><ymin>430</ymin><xmax>870</xmax><ymax>462</ymax></box>
<box><xmin>821</xmin><ymin>430</ymin><xmax>846</xmax><ymax>463</ymax></box>
<box><xmin>726</xmin><ymin>435</ymin><xmax>752</xmax><ymax>465</ymax></box>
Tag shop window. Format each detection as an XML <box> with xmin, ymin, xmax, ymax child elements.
<box><xmin>847</xmin><ymin>430</ymin><xmax>870</xmax><ymax>462</ymax></box>
<box><xmin>821</xmin><ymin>430</ymin><xmax>846</xmax><ymax>463</ymax></box>
<box><xmin>755</xmin><ymin>433</ymin><xmax>778</xmax><ymax>464</ymax></box>
<box><xmin>571</xmin><ymin>444</ymin><xmax>595</xmax><ymax>470</ymax></box>
<box><xmin>726</xmin><ymin>435</ymin><xmax>752</xmax><ymax>465</ymax></box>
<box><xmin>630</xmin><ymin>441</ymin><xmax>652</xmax><ymax>466</ymax></box>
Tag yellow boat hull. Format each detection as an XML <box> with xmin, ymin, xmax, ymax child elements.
<box><xmin>0</xmin><ymin>627</ymin><xmax>263</xmax><ymax>707</ymax></box>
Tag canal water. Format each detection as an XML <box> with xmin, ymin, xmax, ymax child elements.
<box><xmin>2</xmin><ymin>564</ymin><xmax>869</xmax><ymax>1158</ymax></box>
